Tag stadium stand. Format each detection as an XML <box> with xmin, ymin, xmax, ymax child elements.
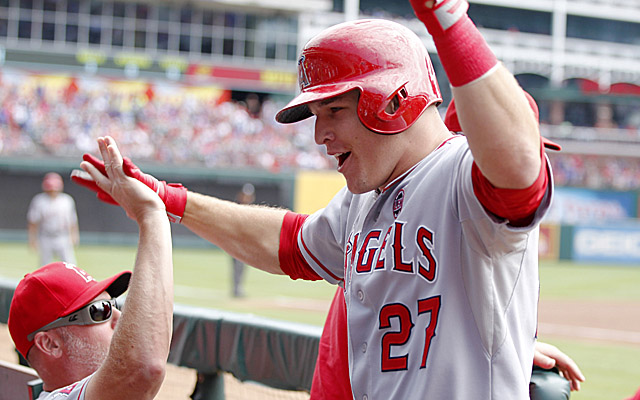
<box><xmin>0</xmin><ymin>68</ymin><xmax>638</xmax><ymax>190</ymax></box>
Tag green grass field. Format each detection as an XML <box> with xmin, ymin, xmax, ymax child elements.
<box><xmin>537</xmin><ymin>260</ymin><xmax>640</xmax><ymax>400</ymax></box>
<box><xmin>1</xmin><ymin>242</ymin><xmax>639</xmax><ymax>399</ymax></box>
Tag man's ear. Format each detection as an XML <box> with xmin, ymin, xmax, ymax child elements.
<box><xmin>33</xmin><ymin>331</ymin><xmax>64</xmax><ymax>359</ymax></box>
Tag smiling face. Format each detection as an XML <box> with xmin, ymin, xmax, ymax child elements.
<box><xmin>308</xmin><ymin>90</ymin><xmax>416</xmax><ymax>194</ymax></box>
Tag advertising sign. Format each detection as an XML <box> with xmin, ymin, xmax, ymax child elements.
<box><xmin>572</xmin><ymin>224</ymin><xmax>640</xmax><ymax>264</ymax></box>
<box><xmin>545</xmin><ymin>187</ymin><xmax>637</xmax><ymax>224</ymax></box>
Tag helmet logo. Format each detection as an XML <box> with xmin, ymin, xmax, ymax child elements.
<box><xmin>298</xmin><ymin>55</ymin><xmax>311</xmax><ymax>89</ymax></box>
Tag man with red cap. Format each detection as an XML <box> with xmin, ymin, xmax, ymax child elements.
<box><xmin>27</xmin><ymin>172</ymin><xmax>79</xmax><ymax>266</ymax></box>
<box><xmin>10</xmin><ymin>137</ymin><xmax>174</xmax><ymax>400</ymax></box>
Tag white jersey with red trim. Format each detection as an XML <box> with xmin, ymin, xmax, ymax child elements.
<box><xmin>297</xmin><ymin>136</ymin><xmax>552</xmax><ymax>399</ymax></box>
<box><xmin>37</xmin><ymin>375</ymin><xmax>90</xmax><ymax>400</ymax></box>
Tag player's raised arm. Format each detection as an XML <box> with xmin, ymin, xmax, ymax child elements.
<box><xmin>410</xmin><ymin>0</ymin><xmax>542</xmax><ymax>189</ymax></box>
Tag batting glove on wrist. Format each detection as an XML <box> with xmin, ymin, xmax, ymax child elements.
<box><xmin>73</xmin><ymin>153</ymin><xmax>188</xmax><ymax>223</ymax></box>
<box><xmin>410</xmin><ymin>0</ymin><xmax>469</xmax><ymax>36</ymax></box>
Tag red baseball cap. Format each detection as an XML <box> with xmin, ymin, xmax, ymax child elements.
<box><xmin>8</xmin><ymin>262</ymin><xmax>131</xmax><ymax>358</ymax></box>
<box><xmin>443</xmin><ymin>92</ymin><xmax>561</xmax><ymax>151</ymax></box>
<box><xmin>42</xmin><ymin>172</ymin><xmax>64</xmax><ymax>192</ymax></box>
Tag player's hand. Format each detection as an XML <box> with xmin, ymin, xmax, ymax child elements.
<box><xmin>79</xmin><ymin>136</ymin><xmax>166</xmax><ymax>222</ymax></box>
<box><xmin>409</xmin><ymin>0</ymin><xmax>469</xmax><ymax>36</ymax></box>
<box><xmin>534</xmin><ymin>341</ymin><xmax>585</xmax><ymax>391</ymax></box>
<box><xmin>73</xmin><ymin>144</ymin><xmax>188</xmax><ymax>223</ymax></box>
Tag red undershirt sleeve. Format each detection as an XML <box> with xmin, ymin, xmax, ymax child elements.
<box><xmin>472</xmin><ymin>139</ymin><xmax>549</xmax><ymax>226</ymax></box>
<box><xmin>279</xmin><ymin>211</ymin><xmax>323</xmax><ymax>281</ymax></box>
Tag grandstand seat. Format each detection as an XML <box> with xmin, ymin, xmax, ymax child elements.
<box><xmin>0</xmin><ymin>359</ymin><xmax>43</xmax><ymax>400</ymax></box>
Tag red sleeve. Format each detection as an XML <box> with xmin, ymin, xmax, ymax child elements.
<box><xmin>279</xmin><ymin>211</ymin><xmax>323</xmax><ymax>281</ymax></box>
<box><xmin>625</xmin><ymin>387</ymin><xmax>640</xmax><ymax>400</ymax></box>
<box><xmin>310</xmin><ymin>288</ymin><xmax>352</xmax><ymax>399</ymax></box>
<box><xmin>472</xmin><ymin>140</ymin><xmax>549</xmax><ymax>225</ymax></box>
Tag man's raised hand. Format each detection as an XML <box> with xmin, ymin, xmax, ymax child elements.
<box><xmin>77</xmin><ymin>136</ymin><xmax>167</xmax><ymax>222</ymax></box>
<box><xmin>73</xmin><ymin>138</ymin><xmax>188</xmax><ymax>223</ymax></box>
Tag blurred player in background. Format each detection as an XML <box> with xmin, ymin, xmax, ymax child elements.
<box><xmin>10</xmin><ymin>137</ymin><xmax>173</xmax><ymax>399</ymax></box>
<box><xmin>76</xmin><ymin>0</ymin><xmax>566</xmax><ymax>397</ymax></box>
<box><xmin>27</xmin><ymin>172</ymin><xmax>79</xmax><ymax>266</ymax></box>
<box><xmin>231</xmin><ymin>183</ymin><xmax>256</xmax><ymax>298</ymax></box>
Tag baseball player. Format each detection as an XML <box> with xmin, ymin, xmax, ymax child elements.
<box><xmin>28</xmin><ymin>172</ymin><xmax>79</xmax><ymax>266</ymax></box>
<box><xmin>75</xmin><ymin>0</ymin><xmax>555</xmax><ymax>398</ymax></box>
<box><xmin>309</xmin><ymin>94</ymin><xmax>584</xmax><ymax>399</ymax></box>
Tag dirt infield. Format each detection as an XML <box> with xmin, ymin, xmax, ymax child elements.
<box><xmin>2</xmin><ymin>299</ymin><xmax>638</xmax><ymax>399</ymax></box>
<box><xmin>538</xmin><ymin>299</ymin><xmax>640</xmax><ymax>347</ymax></box>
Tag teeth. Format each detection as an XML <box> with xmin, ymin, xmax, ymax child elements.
<box><xmin>334</xmin><ymin>153</ymin><xmax>345</xmax><ymax>159</ymax></box>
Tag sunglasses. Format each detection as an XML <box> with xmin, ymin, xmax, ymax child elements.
<box><xmin>27</xmin><ymin>298</ymin><xmax>118</xmax><ymax>341</ymax></box>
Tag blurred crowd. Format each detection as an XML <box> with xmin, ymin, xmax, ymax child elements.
<box><xmin>0</xmin><ymin>70</ymin><xmax>333</xmax><ymax>172</ymax></box>
<box><xmin>1</xmin><ymin>70</ymin><xmax>639</xmax><ymax>191</ymax></box>
<box><xmin>548</xmin><ymin>153</ymin><xmax>640</xmax><ymax>191</ymax></box>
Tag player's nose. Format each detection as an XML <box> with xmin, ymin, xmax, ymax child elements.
<box><xmin>314</xmin><ymin>117</ymin><xmax>335</xmax><ymax>145</ymax></box>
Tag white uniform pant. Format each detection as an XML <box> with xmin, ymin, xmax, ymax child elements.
<box><xmin>38</xmin><ymin>234</ymin><xmax>76</xmax><ymax>266</ymax></box>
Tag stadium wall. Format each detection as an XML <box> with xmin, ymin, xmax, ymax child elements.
<box><xmin>0</xmin><ymin>157</ymin><xmax>294</xmax><ymax>247</ymax></box>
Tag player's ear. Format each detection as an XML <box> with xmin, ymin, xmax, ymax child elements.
<box><xmin>33</xmin><ymin>330</ymin><xmax>64</xmax><ymax>359</ymax></box>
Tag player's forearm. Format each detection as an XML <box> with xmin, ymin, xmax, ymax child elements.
<box><xmin>70</xmin><ymin>224</ymin><xmax>80</xmax><ymax>245</ymax></box>
<box><xmin>451</xmin><ymin>67</ymin><xmax>542</xmax><ymax>188</ymax></box>
<box><xmin>182</xmin><ymin>191</ymin><xmax>286</xmax><ymax>275</ymax></box>
<box><xmin>28</xmin><ymin>223</ymin><xmax>38</xmax><ymax>246</ymax></box>
<box><xmin>99</xmin><ymin>211</ymin><xmax>173</xmax><ymax>398</ymax></box>
<box><xmin>125</xmin><ymin>212</ymin><xmax>174</xmax><ymax>356</ymax></box>
<box><xmin>411</xmin><ymin>0</ymin><xmax>542</xmax><ymax>189</ymax></box>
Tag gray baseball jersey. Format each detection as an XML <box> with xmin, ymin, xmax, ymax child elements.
<box><xmin>298</xmin><ymin>136</ymin><xmax>552</xmax><ymax>399</ymax></box>
<box><xmin>28</xmin><ymin>192</ymin><xmax>78</xmax><ymax>236</ymax></box>
<box><xmin>27</xmin><ymin>192</ymin><xmax>78</xmax><ymax>264</ymax></box>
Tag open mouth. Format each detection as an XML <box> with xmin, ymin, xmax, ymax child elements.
<box><xmin>336</xmin><ymin>152</ymin><xmax>351</xmax><ymax>168</ymax></box>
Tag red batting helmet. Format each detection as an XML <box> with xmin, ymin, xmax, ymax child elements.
<box><xmin>275</xmin><ymin>19</ymin><xmax>442</xmax><ymax>134</ymax></box>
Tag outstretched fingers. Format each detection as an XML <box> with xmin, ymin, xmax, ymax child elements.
<box><xmin>534</xmin><ymin>342</ymin><xmax>585</xmax><ymax>392</ymax></box>
<box><xmin>99</xmin><ymin>136</ymin><xmax>125</xmax><ymax>178</ymax></box>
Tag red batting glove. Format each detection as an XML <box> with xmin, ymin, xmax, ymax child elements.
<box><xmin>72</xmin><ymin>153</ymin><xmax>188</xmax><ymax>223</ymax></box>
<box><xmin>410</xmin><ymin>0</ymin><xmax>469</xmax><ymax>37</ymax></box>
<box><xmin>70</xmin><ymin>157</ymin><xmax>119</xmax><ymax>206</ymax></box>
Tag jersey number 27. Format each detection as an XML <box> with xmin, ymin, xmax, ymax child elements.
<box><xmin>379</xmin><ymin>295</ymin><xmax>441</xmax><ymax>372</ymax></box>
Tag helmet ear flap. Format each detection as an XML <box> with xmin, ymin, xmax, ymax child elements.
<box><xmin>358</xmin><ymin>84</ymin><xmax>428</xmax><ymax>135</ymax></box>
